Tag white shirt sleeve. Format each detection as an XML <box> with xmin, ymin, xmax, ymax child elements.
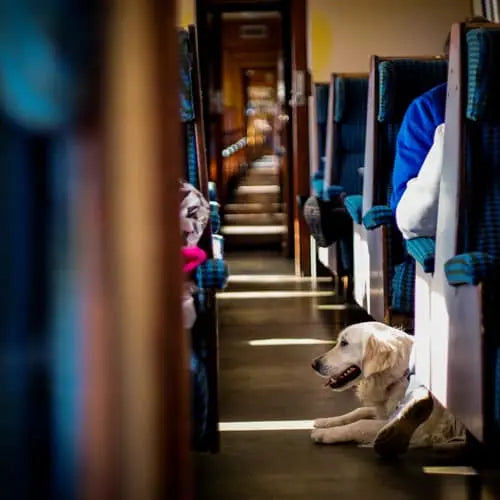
<box><xmin>396</xmin><ymin>123</ymin><xmax>445</xmax><ymax>240</ymax></box>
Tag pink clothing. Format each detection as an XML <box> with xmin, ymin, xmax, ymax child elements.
<box><xmin>182</xmin><ymin>246</ymin><xmax>207</xmax><ymax>274</ymax></box>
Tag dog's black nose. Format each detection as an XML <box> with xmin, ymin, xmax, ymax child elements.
<box><xmin>311</xmin><ymin>358</ymin><xmax>321</xmax><ymax>372</ymax></box>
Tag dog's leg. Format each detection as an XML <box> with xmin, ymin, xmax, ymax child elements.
<box><xmin>311</xmin><ymin>419</ymin><xmax>386</xmax><ymax>445</ymax></box>
<box><xmin>313</xmin><ymin>407</ymin><xmax>378</xmax><ymax>428</ymax></box>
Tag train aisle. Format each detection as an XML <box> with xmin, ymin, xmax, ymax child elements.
<box><xmin>195</xmin><ymin>252</ymin><xmax>497</xmax><ymax>499</ymax></box>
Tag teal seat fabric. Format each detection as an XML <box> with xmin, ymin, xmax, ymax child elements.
<box><xmin>185</xmin><ymin>123</ymin><xmax>199</xmax><ymax>188</ymax></box>
<box><xmin>0</xmin><ymin>119</ymin><xmax>85</xmax><ymax>499</ymax></box>
<box><xmin>344</xmin><ymin>195</ymin><xmax>363</xmax><ymax>225</ymax></box>
<box><xmin>333</xmin><ymin>77</ymin><xmax>368</xmax><ymax>197</ymax></box>
<box><xmin>374</xmin><ymin>59</ymin><xmax>447</xmax><ymax>314</ymax></box>
<box><xmin>179</xmin><ymin>29</ymin><xmax>195</xmax><ymax>123</ymax></box>
<box><xmin>378</xmin><ymin>59</ymin><xmax>448</xmax><ymax>123</ymax></box>
<box><xmin>326</xmin><ymin>184</ymin><xmax>345</xmax><ymax>200</ymax></box>
<box><xmin>445</xmin><ymin>251</ymin><xmax>493</xmax><ymax>286</ymax></box>
<box><xmin>197</xmin><ymin>259</ymin><xmax>229</xmax><ymax>290</ymax></box>
<box><xmin>311</xmin><ymin>83</ymin><xmax>329</xmax><ymax>195</ymax></box>
<box><xmin>330</xmin><ymin>77</ymin><xmax>368</xmax><ymax>276</ymax></box>
<box><xmin>311</xmin><ymin>173</ymin><xmax>325</xmax><ymax>198</ymax></box>
<box><xmin>391</xmin><ymin>257</ymin><xmax>415</xmax><ymax>313</ymax></box>
<box><xmin>406</xmin><ymin>237</ymin><xmax>436</xmax><ymax>273</ymax></box>
<box><xmin>362</xmin><ymin>205</ymin><xmax>394</xmax><ymax>230</ymax></box>
<box><xmin>0</xmin><ymin>2</ymin><xmax>98</xmax><ymax>495</ymax></box>
<box><xmin>0</xmin><ymin>1</ymin><xmax>98</xmax><ymax>132</ymax></box>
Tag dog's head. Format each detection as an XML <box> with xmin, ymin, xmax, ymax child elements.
<box><xmin>311</xmin><ymin>322</ymin><xmax>413</xmax><ymax>391</ymax></box>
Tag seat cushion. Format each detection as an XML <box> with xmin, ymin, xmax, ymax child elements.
<box><xmin>406</xmin><ymin>237</ymin><xmax>435</xmax><ymax>273</ymax></box>
<box><xmin>362</xmin><ymin>205</ymin><xmax>394</xmax><ymax>230</ymax></box>
<box><xmin>445</xmin><ymin>251</ymin><xmax>494</xmax><ymax>286</ymax></box>
<box><xmin>344</xmin><ymin>195</ymin><xmax>363</xmax><ymax>224</ymax></box>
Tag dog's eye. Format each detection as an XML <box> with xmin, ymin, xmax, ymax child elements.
<box><xmin>340</xmin><ymin>338</ymin><xmax>348</xmax><ymax>347</ymax></box>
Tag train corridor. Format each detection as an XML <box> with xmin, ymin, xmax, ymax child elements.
<box><xmin>193</xmin><ymin>252</ymin><xmax>496</xmax><ymax>499</ymax></box>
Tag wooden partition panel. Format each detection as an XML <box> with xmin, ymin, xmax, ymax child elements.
<box><xmin>433</xmin><ymin>22</ymin><xmax>484</xmax><ymax>441</ymax></box>
<box><xmin>318</xmin><ymin>77</ymin><xmax>339</xmax><ymax>275</ymax></box>
<box><xmin>80</xmin><ymin>133</ymin><xmax>121</xmax><ymax>500</ymax></box>
<box><xmin>103</xmin><ymin>1</ymin><xmax>191</xmax><ymax>498</ymax></box>
<box><xmin>323</xmin><ymin>75</ymin><xmax>336</xmax><ymax>190</ymax></box>
<box><xmin>362</xmin><ymin>56</ymin><xmax>387</xmax><ymax>322</ymax></box>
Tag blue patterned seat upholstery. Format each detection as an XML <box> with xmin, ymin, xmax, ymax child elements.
<box><xmin>197</xmin><ymin>259</ymin><xmax>229</xmax><ymax>290</ymax></box>
<box><xmin>362</xmin><ymin>205</ymin><xmax>394</xmax><ymax>230</ymax></box>
<box><xmin>406</xmin><ymin>237</ymin><xmax>435</xmax><ymax>273</ymax></box>
<box><xmin>373</xmin><ymin>59</ymin><xmax>447</xmax><ymax>314</ymax></box>
<box><xmin>311</xmin><ymin>83</ymin><xmax>329</xmax><ymax>195</ymax></box>
<box><xmin>311</xmin><ymin>172</ymin><xmax>325</xmax><ymax>198</ymax></box>
<box><xmin>344</xmin><ymin>194</ymin><xmax>363</xmax><ymax>225</ymax></box>
<box><xmin>185</xmin><ymin>123</ymin><xmax>199</xmax><ymax>188</ymax></box>
<box><xmin>325</xmin><ymin>184</ymin><xmax>345</xmax><ymax>199</ymax></box>
<box><xmin>333</xmin><ymin>77</ymin><xmax>368</xmax><ymax>197</ymax></box>
<box><xmin>445</xmin><ymin>251</ymin><xmax>493</xmax><ymax>285</ymax></box>
<box><xmin>329</xmin><ymin>76</ymin><xmax>368</xmax><ymax>276</ymax></box>
<box><xmin>179</xmin><ymin>30</ymin><xmax>195</xmax><ymax>123</ymax></box>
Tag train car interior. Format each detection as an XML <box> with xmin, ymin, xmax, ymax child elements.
<box><xmin>5</xmin><ymin>1</ymin><xmax>500</xmax><ymax>499</ymax></box>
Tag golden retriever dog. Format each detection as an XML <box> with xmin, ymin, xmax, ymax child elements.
<box><xmin>311</xmin><ymin>322</ymin><xmax>463</xmax><ymax>448</ymax></box>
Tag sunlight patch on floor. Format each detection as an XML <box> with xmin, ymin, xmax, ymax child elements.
<box><xmin>216</xmin><ymin>290</ymin><xmax>335</xmax><ymax>299</ymax></box>
<box><xmin>219</xmin><ymin>420</ymin><xmax>314</xmax><ymax>431</ymax></box>
<box><xmin>228</xmin><ymin>274</ymin><xmax>331</xmax><ymax>283</ymax></box>
<box><xmin>248</xmin><ymin>338</ymin><xmax>335</xmax><ymax>346</ymax></box>
<box><xmin>422</xmin><ymin>466</ymin><xmax>478</xmax><ymax>476</ymax></box>
<box><xmin>316</xmin><ymin>304</ymin><xmax>358</xmax><ymax>310</ymax></box>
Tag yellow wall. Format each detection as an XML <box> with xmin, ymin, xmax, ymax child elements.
<box><xmin>309</xmin><ymin>0</ymin><xmax>471</xmax><ymax>81</ymax></box>
<box><xmin>177</xmin><ymin>0</ymin><xmax>195</xmax><ymax>27</ymax></box>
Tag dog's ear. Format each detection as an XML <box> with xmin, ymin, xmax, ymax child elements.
<box><xmin>362</xmin><ymin>332</ymin><xmax>398</xmax><ymax>377</ymax></box>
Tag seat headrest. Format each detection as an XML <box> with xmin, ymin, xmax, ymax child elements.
<box><xmin>377</xmin><ymin>59</ymin><xmax>447</xmax><ymax>123</ymax></box>
<box><xmin>334</xmin><ymin>77</ymin><xmax>368</xmax><ymax>122</ymax></box>
<box><xmin>466</xmin><ymin>28</ymin><xmax>500</xmax><ymax>121</ymax></box>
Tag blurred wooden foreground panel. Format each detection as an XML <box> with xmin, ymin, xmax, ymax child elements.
<box><xmin>81</xmin><ymin>1</ymin><xmax>191</xmax><ymax>499</ymax></box>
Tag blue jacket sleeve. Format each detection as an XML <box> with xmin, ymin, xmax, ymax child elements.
<box><xmin>390</xmin><ymin>97</ymin><xmax>438</xmax><ymax>214</ymax></box>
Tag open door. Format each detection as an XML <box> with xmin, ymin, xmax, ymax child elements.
<box><xmin>197</xmin><ymin>0</ymin><xmax>311</xmax><ymax>275</ymax></box>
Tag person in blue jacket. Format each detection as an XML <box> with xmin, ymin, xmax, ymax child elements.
<box><xmin>390</xmin><ymin>82</ymin><xmax>446</xmax><ymax>215</ymax></box>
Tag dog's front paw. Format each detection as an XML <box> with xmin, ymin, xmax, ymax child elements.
<box><xmin>311</xmin><ymin>427</ymin><xmax>346</xmax><ymax>444</ymax></box>
<box><xmin>311</xmin><ymin>428</ymin><xmax>326</xmax><ymax>443</ymax></box>
<box><xmin>313</xmin><ymin>417</ymin><xmax>339</xmax><ymax>428</ymax></box>
<box><xmin>311</xmin><ymin>428</ymin><xmax>335</xmax><ymax>444</ymax></box>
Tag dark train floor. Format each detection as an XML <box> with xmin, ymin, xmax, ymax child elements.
<box><xmin>194</xmin><ymin>250</ymin><xmax>500</xmax><ymax>500</ymax></box>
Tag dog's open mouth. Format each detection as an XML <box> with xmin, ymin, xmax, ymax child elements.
<box><xmin>325</xmin><ymin>365</ymin><xmax>361</xmax><ymax>389</ymax></box>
